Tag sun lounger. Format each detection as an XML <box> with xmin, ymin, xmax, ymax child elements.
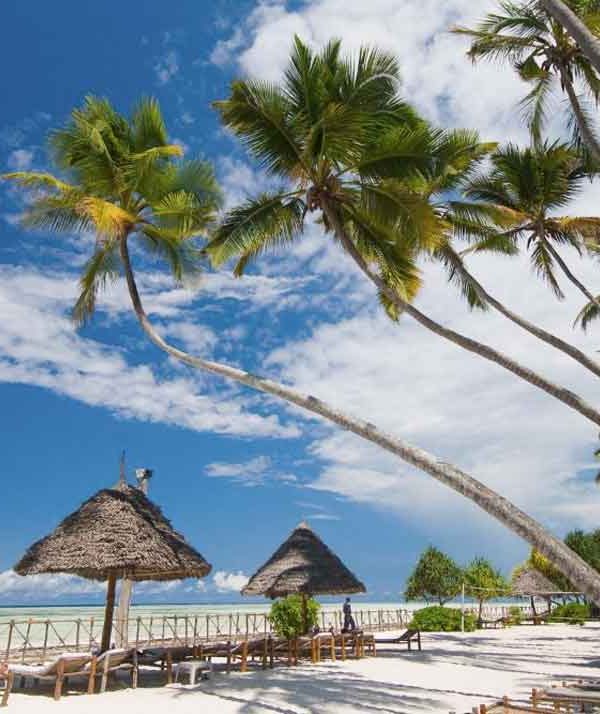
<box><xmin>137</xmin><ymin>645</ymin><xmax>193</xmax><ymax>684</ymax></box>
<box><xmin>532</xmin><ymin>685</ymin><xmax>600</xmax><ymax>709</ymax></box>
<box><xmin>480</xmin><ymin>696</ymin><xmax>562</xmax><ymax>712</ymax></box>
<box><xmin>479</xmin><ymin>616</ymin><xmax>507</xmax><ymax>629</ymax></box>
<box><xmin>0</xmin><ymin>664</ymin><xmax>13</xmax><ymax>707</ymax></box>
<box><xmin>88</xmin><ymin>648</ymin><xmax>136</xmax><ymax>694</ymax></box>
<box><xmin>374</xmin><ymin>628</ymin><xmax>422</xmax><ymax>651</ymax></box>
<box><xmin>9</xmin><ymin>652</ymin><xmax>94</xmax><ymax>700</ymax></box>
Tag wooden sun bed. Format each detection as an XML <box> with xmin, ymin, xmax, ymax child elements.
<box><xmin>480</xmin><ymin>696</ymin><xmax>564</xmax><ymax>712</ymax></box>
<box><xmin>479</xmin><ymin>616</ymin><xmax>508</xmax><ymax>629</ymax></box>
<box><xmin>9</xmin><ymin>649</ymin><xmax>136</xmax><ymax>700</ymax></box>
<box><xmin>374</xmin><ymin>628</ymin><xmax>422</xmax><ymax>651</ymax></box>
<box><xmin>532</xmin><ymin>685</ymin><xmax>600</xmax><ymax>709</ymax></box>
<box><xmin>9</xmin><ymin>652</ymin><xmax>95</xmax><ymax>701</ymax></box>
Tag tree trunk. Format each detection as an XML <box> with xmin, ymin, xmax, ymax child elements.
<box><xmin>544</xmin><ymin>239</ymin><xmax>600</xmax><ymax>311</ymax></box>
<box><xmin>540</xmin><ymin>0</ymin><xmax>600</xmax><ymax>75</ymax></box>
<box><xmin>445</xmin><ymin>245</ymin><xmax>600</xmax><ymax>378</ymax></box>
<box><xmin>319</xmin><ymin>200</ymin><xmax>600</xmax><ymax>428</ymax></box>
<box><xmin>118</xmin><ymin>237</ymin><xmax>600</xmax><ymax>604</ymax></box>
<box><xmin>101</xmin><ymin>573</ymin><xmax>118</xmax><ymax>653</ymax></box>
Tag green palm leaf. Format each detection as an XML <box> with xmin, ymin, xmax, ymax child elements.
<box><xmin>208</xmin><ymin>192</ymin><xmax>306</xmax><ymax>269</ymax></box>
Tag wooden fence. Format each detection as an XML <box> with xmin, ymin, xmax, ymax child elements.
<box><xmin>0</xmin><ymin>604</ymin><xmax>532</xmax><ymax>663</ymax></box>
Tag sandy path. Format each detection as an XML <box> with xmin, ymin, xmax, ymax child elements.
<box><xmin>5</xmin><ymin>623</ymin><xmax>600</xmax><ymax>713</ymax></box>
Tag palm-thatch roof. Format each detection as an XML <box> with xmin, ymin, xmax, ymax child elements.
<box><xmin>242</xmin><ymin>522</ymin><xmax>366</xmax><ymax>598</ymax></box>
<box><xmin>15</xmin><ymin>483</ymin><xmax>211</xmax><ymax>581</ymax></box>
<box><xmin>512</xmin><ymin>568</ymin><xmax>561</xmax><ymax>596</ymax></box>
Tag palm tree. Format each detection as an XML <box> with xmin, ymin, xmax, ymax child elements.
<box><xmin>539</xmin><ymin>0</ymin><xmax>600</xmax><ymax>74</ymax></box>
<box><xmin>452</xmin><ymin>1</ymin><xmax>600</xmax><ymax>161</ymax></box>
<box><xmin>463</xmin><ymin>141</ymin><xmax>600</xmax><ymax>312</ymax></box>
<box><xmin>5</xmin><ymin>95</ymin><xmax>600</xmax><ymax>603</ymax></box>
<box><xmin>404</xmin><ymin>153</ymin><xmax>600</xmax><ymax>377</ymax></box>
<box><xmin>211</xmin><ymin>37</ymin><xmax>600</xmax><ymax>427</ymax></box>
<box><xmin>433</xmin><ymin>236</ymin><xmax>600</xmax><ymax>377</ymax></box>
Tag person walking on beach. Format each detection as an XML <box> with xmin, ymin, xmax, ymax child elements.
<box><xmin>343</xmin><ymin>597</ymin><xmax>356</xmax><ymax>632</ymax></box>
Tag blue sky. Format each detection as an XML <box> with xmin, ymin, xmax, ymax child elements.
<box><xmin>1</xmin><ymin>0</ymin><xmax>600</xmax><ymax>605</ymax></box>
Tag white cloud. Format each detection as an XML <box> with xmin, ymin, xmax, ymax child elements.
<box><xmin>0</xmin><ymin>266</ymin><xmax>299</xmax><ymax>439</ymax></box>
<box><xmin>213</xmin><ymin>570</ymin><xmax>249</xmax><ymax>592</ymax></box>
<box><xmin>264</xmin><ymin>238</ymin><xmax>600</xmax><ymax>558</ymax></box>
<box><xmin>205</xmin><ymin>455</ymin><xmax>298</xmax><ymax>486</ymax></box>
<box><xmin>155</xmin><ymin>50</ymin><xmax>179</xmax><ymax>85</ymax></box>
<box><xmin>6</xmin><ymin>148</ymin><xmax>34</xmax><ymax>171</ymax></box>
<box><xmin>211</xmin><ymin>0</ymin><xmax>576</xmax><ymax>145</ymax></box>
<box><xmin>0</xmin><ymin>570</ymin><xmax>104</xmax><ymax>599</ymax></box>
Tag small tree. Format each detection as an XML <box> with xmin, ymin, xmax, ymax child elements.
<box><xmin>269</xmin><ymin>595</ymin><xmax>320</xmax><ymax>639</ymax></box>
<box><xmin>404</xmin><ymin>547</ymin><xmax>463</xmax><ymax>605</ymax></box>
<box><xmin>463</xmin><ymin>557</ymin><xmax>508</xmax><ymax>621</ymax></box>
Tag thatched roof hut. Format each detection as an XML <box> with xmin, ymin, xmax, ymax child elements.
<box><xmin>15</xmin><ymin>482</ymin><xmax>211</xmax><ymax>650</ymax></box>
<box><xmin>511</xmin><ymin>568</ymin><xmax>561</xmax><ymax>596</ymax></box>
<box><xmin>15</xmin><ymin>483</ymin><xmax>211</xmax><ymax>581</ymax></box>
<box><xmin>242</xmin><ymin>522</ymin><xmax>365</xmax><ymax>598</ymax></box>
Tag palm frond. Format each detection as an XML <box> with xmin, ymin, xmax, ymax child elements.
<box><xmin>19</xmin><ymin>191</ymin><xmax>92</xmax><ymax>235</ymax></box>
<box><xmin>131</xmin><ymin>96</ymin><xmax>168</xmax><ymax>151</ymax></box>
<box><xmin>151</xmin><ymin>189</ymin><xmax>216</xmax><ymax>239</ymax></box>
<box><xmin>208</xmin><ymin>192</ymin><xmax>306</xmax><ymax>268</ymax></box>
<box><xmin>73</xmin><ymin>241</ymin><xmax>121</xmax><ymax>324</ymax></box>
<box><xmin>139</xmin><ymin>226</ymin><xmax>202</xmax><ymax>281</ymax></box>
<box><xmin>1</xmin><ymin>172</ymin><xmax>73</xmax><ymax>193</ymax></box>
<box><xmin>574</xmin><ymin>296</ymin><xmax>600</xmax><ymax>330</ymax></box>
<box><xmin>356</xmin><ymin>181</ymin><xmax>444</xmax><ymax>252</ymax></box>
<box><xmin>343</xmin><ymin>204</ymin><xmax>422</xmax><ymax>303</ymax></box>
<box><xmin>531</xmin><ymin>238</ymin><xmax>565</xmax><ymax>298</ymax></box>
<box><xmin>213</xmin><ymin>80</ymin><xmax>305</xmax><ymax>177</ymax></box>
<box><xmin>519</xmin><ymin>70</ymin><xmax>553</xmax><ymax>145</ymax></box>
<box><xmin>355</xmin><ymin>125</ymin><xmax>439</xmax><ymax>180</ymax></box>
<box><xmin>76</xmin><ymin>197</ymin><xmax>137</xmax><ymax>240</ymax></box>
<box><xmin>434</xmin><ymin>240</ymin><xmax>488</xmax><ymax>310</ymax></box>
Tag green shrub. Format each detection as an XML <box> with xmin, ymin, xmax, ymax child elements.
<box><xmin>548</xmin><ymin>602</ymin><xmax>590</xmax><ymax>625</ymax></box>
<box><xmin>409</xmin><ymin>605</ymin><xmax>477</xmax><ymax>632</ymax></box>
<box><xmin>506</xmin><ymin>606</ymin><xmax>523</xmax><ymax>625</ymax></box>
<box><xmin>269</xmin><ymin>595</ymin><xmax>320</xmax><ymax>638</ymax></box>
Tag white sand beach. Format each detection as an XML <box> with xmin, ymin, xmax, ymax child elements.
<box><xmin>5</xmin><ymin>623</ymin><xmax>600</xmax><ymax>713</ymax></box>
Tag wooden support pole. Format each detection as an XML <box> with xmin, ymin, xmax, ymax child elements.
<box><xmin>100</xmin><ymin>573</ymin><xmax>118</xmax><ymax>653</ymax></box>
<box><xmin>166</xmin><ymin>650</ymin><xmax>173</xmax><ymax>684</ymax></box>
<box><xmin>87</xmin><ymin>656</ymin><xmax>97</xmax><ymax>695</ymax></box>
<box><xmin>53</xmin><ymin>659</ymin><xmax>65</xmax><ymax>701</ymax></box>
<box><xmin>100</xmin><ymin>653</ymin><xmax>110</xmax><ymax>694</ymax></box>
<box><xmin>241</xmin><ymin>640</ymin><xmax>248</xmax><ymax>673</ymax></box>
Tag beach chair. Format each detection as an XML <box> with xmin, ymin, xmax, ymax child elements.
<box><xmin>137</xmin><ymin>645</ymin><xmax>193</xmax><ymax>684</ymax></box>
<box><xmin>9</xmin><ymin>652</ymin><xmax>94</xmax><ymax>701</ymax></box>
<box><xmin>374</xmin><ymin>628</ymin><xmax>422</xmax><ymax>651</ymax></box>
<box><xmin>0</xmin><ymin>664</ymin><xmax>13</xmax><ymax>707</ymax></box>
<box><xmin>478</xmin><ymin>616</ymin><xmax>507</xmax><ymax>629</ymax></box>
<box><xmin>479</xmin><ymin>696</ymin><xmax>563</xmax><ymax>712</ymax></box>
<box><xmin>88</xmin><ymin>648</ymin><xmax>136</xmax><ymax>694</ymax></box>
<box><xmin>532</xmin><ymin>684</ymin><xmax>600</xmax><ymax>709</ymax></box>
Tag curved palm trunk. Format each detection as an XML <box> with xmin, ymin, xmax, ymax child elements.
<box><xmin>320</xmin><ymin>200</ymin><xmax>600</xmax><ymax>428</ymax></box>
<box><xmin>118</xmin><ymin>237</ymin><xmax>600</xmax><ymax>603</ymax></box>
<box><xmin>540</xmin><ymin>0</ymin><xmax>600</xmax><ymax>75</ymax></box>
<box><xmin>561</xmin><ymin>73</ymin><xmax>600</xmax><ymax>164</ymax></box>
<box><xmin>544</xmin><ymin>239</ymin><xmax>600</xmax><ymax>310</ymax></box>
<box><xmin>445</xmin><ymin>245</ymin><xmax>600</xmax><ymax>378</ymax></box>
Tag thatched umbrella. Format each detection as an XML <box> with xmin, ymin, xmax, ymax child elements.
<box><xmin>512</xmin><ymin>568</ymin><xmax>561</xmax><ymax>615</ymax></box>
<box><xmin>242</xmin><ymin>522</ymin><xmax>366</xmax><ymax>632</ymax></box>
<box><xmin>15</xmin><ymin>482</ymin><xmax>211</xmax><ymax>651</ymax></box>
